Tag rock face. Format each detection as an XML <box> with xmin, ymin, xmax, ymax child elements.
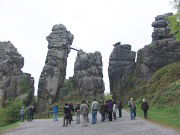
<box><xmin>135</xmin><ymin>13</ymin><xmax>180</xmax><ymax>81</ymax></box>
<box><xmin>108</xmin><ymin>42</ymin><xmax>136</xmax><ymax>101</ymax></box>
<box><xmin>0</xmin><ymin>41</ymin><xmax>34</xmax><ymax>107</ymax></box>
<box><xmin>37</xmin><ymin>24</ymin><xmax>74</xmax><ymax>112</ymax></box>
<box><xmin>109</xmin><ymin>13</ymin><xmax>180</xmax><ymax>101</ymax></box>
<box><xmin>151</xmin><ymin>13</ymin><xmax>173</xmax><ymax>41</ymax></box>
<box><xmin>73</xmin><ymin>49</ymin><xmax>104</xmax><ymax>97</ymax></box>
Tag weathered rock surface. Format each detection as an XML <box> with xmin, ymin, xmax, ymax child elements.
<box><xmin>73</xmin><ymin>49</ymin><xmax>104</xmax><ymax>97</ymax></box>
<box><xmin>37</xmin><ymin>24</ymin><xmax>74</xmax><ymax>112</ymax></box>
<box><xmin>135</xmin><ymin>12</ymin><xmax>180</xmax><ymax>81</ymax></box>
<box><xmin>108</xmin><ymin>43</ymin><xmax>136</xmax><ymax>101</ymax></box>
<box><xmin>0</xmin><ymin>41</ymin><xmax>34</xmax><ymax>107</ymax></box>
<box><xmin>152</xmin><ymin>13</ymin><xmax>173</xmax><ymax>41</ymax></box>
<box><xmin>109</xmin><ymin>13</ymin><xmax>180</xmax><ymax>101</ymax></box>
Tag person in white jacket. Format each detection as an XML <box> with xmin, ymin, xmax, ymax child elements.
<box><xmin>113</xmin><ymin>101</ymin><xmax>117</xmax><ymax>120</ymax></box>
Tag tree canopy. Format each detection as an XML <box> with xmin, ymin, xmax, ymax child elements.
<box><xmin>168</xmin><ymin>0</ymin><xmax>180</xmax><ymax>41</ymax></box>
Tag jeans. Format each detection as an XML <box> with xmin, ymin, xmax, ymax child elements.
<box><xmin>92</xmin><ymin>111</ymin><xmax>97</xmax><ymax>124</ymax></box>
<box><xmin>130</xmin><ymin>109</ymin><xmax>135</xmax><ymax>120</ymax></box>
<box><xmin>101</xmin><ymin>113</ymin><xmax>105</xmax><ymax>121</ymax></box>
<box><xmin>76</xmin><ymin>111</ymin><xmax>80</xmax><ymax>124</ymax></box>
<box><xmin>20</xmin><ymin>114</ymin><xmax>24</xmax><ymax>122</ymax></box>
<box><xmin>54</xmin><ymin>112</ymin><xmax>58</xmax><ymax>121</ymax></box>
<box><xmin>87</xmin><ymin>113</ymin><xmax>89</xmax><ymax>122</ymax></box>
<box><xmin>113</xmin><ymin>112</ymin><xmax>116</xmax><ymax>120</ymax></box>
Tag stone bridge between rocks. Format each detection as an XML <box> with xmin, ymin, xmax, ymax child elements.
<box><xmin>2</xmin><ymin>110</ymin><xmax>179</xmax><ymax>135</ymax></box>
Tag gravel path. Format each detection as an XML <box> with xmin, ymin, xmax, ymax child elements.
<box><xmin>2</xmin><ymin>110</ymin><xmax>180</xmax><ymax>135</ymax></box>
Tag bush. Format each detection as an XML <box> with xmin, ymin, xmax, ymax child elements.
<box><xmin>0</xmin><ymin>99</ymin><xmax>23</xmax><ymax>127</ymax></box>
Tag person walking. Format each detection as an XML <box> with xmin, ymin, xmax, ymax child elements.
<box><xmin>113</xmin><ymin>101</ymin><xmax>117</xmax><ymax>120</ymax></box>
<box><xmin>53</xmin><ymin>103</ymin><xmax>58</xmax><ymax>121</ymax></box>
<box><xmin>128</xmin><ymin>98</ymin><xmax>136</xmax><ymax>120</ymax></box>
<box><xmin>91</xmin><ymin>98</ymin><xmax>99</xmax><ymax>124</ymax></box>
<box><xmin>141</xmin><ymin>99</ymin><xmax>149</xmax><ymax>119</ymax></box>
<box><xmin>75</xmin><ymin>102</ymin><xmax>81</xmax><ymax>124</ymax></box>
<box><xmin>27</xmin><ymin>106</ymin><xmax>32</xmax><ymax>122</ymax></box>
<box><xmin>20</xmin><ymin>107</ymin><xmax>25</xmax><ymax>122</ymax></box>
<box><xmin>117</xmin><ymin>99</ymin><xmax>122</xmax><ymax>118</ymax></box>
<box><xmin>69</xmin><ymin>102</ymin><xmax>74</xmax><ymax>121</ymax></box>
<box><xmin>62</xmin><ymin>103</ymin><xmax>71</xmax><ymax>127</ymax></box>
<box><xmin>31</xmin><ymin>106</ymin><xmax>34</xmax><ymax>121</ymax></box>
<box><xmin>86</xmin><ymin>101</ymin><xmax>90</xmax><ymax>123</ymax></box>
<box><xmin>107</xmin><ymin>100</ymin><xmax>113</xmax><ymax>121</ymax></box>
<box><xmin>105</xmin><ymin>101</ymin><xmax>108</xmax><ymax>119</ymax></box>
<box><xmin>80</xmin><ymin>100</ymin><xmax>89</xmax><ymax>126</ymax></box>
<box><xmin>99</xmin><ymin>102</ymin><xmax>106</xmax><ymax>122</ymax></box>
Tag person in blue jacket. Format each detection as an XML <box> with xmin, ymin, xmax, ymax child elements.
<box><xmin>54</xmin><ymin>103</ymin><xmax>58</xmax><ymax>121</ymax></box>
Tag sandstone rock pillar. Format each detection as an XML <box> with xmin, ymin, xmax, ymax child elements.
<box><xmin>37</xmin><ymin>24</ymin><xmax>74</xmax><ymax>112</ymax></box>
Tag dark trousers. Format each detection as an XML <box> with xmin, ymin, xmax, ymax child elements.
<box><xmin>113</xmin><ymin>112</ymin><xmax>116</xmax><ymax>120</ymax></box>
<box><xmin>20</xmin><ymin>114</ymin><xmax>24</xmax><ymax>122</ymax></box>
<box><xmin>101</xmin><ymin>113</ymin><xmax>105</xmax><ymax>121</ymax></box>
<box><xmin>118</xmin><ymin>108</ymin><xmax>122</xmax><ymax>117</ymax></box>
<box><xmin>108</xmin><ymin>111</ymin><xmax>112</xmax><ymax>121</ymax></box>
<box><xmin>143</xmin><ymin>109</ymin><xmax>148</xmax><ymax>119</ymax></box>
<box><xmin>27</xmin><ymin>113</ymin><xmax>32</xmax><ymax>122</ymax></box>
<box><xmin>63</xmin><ymin>118</ymin><xmax>69</xmax><ymax>126</ymax></box>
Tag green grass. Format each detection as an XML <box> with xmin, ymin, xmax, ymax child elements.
<box><xmin>0</xmin><ymin>121</ymin><xmax>20</xmax><ymax>133</ymax></box>
<box><xmin>135</xmin><ymin>105</ymin><xmax>180</xmax><ymax>129</ymax></box>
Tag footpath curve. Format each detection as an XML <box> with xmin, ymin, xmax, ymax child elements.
<box><xmin>2</xmin><ymin>110</ymin><xmax>180</xmax><ymax>135</ymax></box>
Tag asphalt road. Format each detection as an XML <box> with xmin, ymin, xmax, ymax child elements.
<box><xmin>2</xmin><ymin>110</ymin><xmax>180</xmax><ymax>135</ymax></box>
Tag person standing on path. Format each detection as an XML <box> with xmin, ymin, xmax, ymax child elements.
<box><xmin>27</xmin><ymin>106</ymin><xmax>32</xmax><ymax>122</ymax></box>
<box><xmin>91</xmin><ymin>98</ymin><xmax>99</xmax><ymax>124</ymax></box>
<box><xmin>141</xmin><ymin>98</ymin><xmax>149</xmax><ymax>119</ymax></box>
<box><xmin>80</xmin><ymin>100</ymin><xmax>89</xmax><ymax>126</ymax></box>
<box><xmin>69</xmin><ymin>102</ymin><xmax>74</xmax><ymax>122</ymax></box>
<box><xmin>86</xmin><ymin>101</ymin><xmax>90</xmax><ymax>123</ymax></box>
<box><xmin>117</xmin><ymin>99</ymin><xmax>122</xmax><ymax>118</ymax></box>
<box><xmin>113</xmin><ymin>101</ymin><xmax>117</xmax><ymax>120</ymax></box>
<box><xmin>128</xmin><ymin>98</ymin><xmax>136</xmax><ymax>120</ymax></box>
<box><xmin>63</xmin><ymin>103</ymin><xmax>71</xmax><ymax>127</ymax></box>
<box><xmin>53</xmin><ymin>103</ymin><xmax>58</xmax><ymax>121</ymax></box>
<box><xmin>75</xmin><ymin>102</ymin><xmax>81</xmax><ymax>124</ymax></box>
<box><xmin>20</xmin><ymin>107</ymin><xmax>25</xmax><ymax>122</ymax></box>
<box><xmin>107</xmin><ymin>99</ymin><xmax>113</xmax><ymax>121</ymax></box>
<box><xmin>99</xmin><ymin>101</ymin><xmax>106</xmax><ymax>122</ymax></box>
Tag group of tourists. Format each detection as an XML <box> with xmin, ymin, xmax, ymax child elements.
<box><xmin>20</xmin><ymin>105</ymin><xmax>34</xmax><ymax>122</ymax></box>
<box><xmin>58</xmin><ymin>98</ymin><xmax>124</xmax><ymax>127</ymax></box>
<box><xmin>20</xmin><ymin>97</ymin><xmax>149</xmax><ymax>126</ymax></box>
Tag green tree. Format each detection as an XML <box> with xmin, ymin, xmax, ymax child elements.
<box><xmin>168</xmin><ymin>0</ymin><xmax>180</xmax><ymax>41</ymax></box>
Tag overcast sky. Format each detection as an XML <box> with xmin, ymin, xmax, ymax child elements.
<box><xmin>0</xmin><ymin>0</ymin><xmax>175</xmax><ymax>95</ymax></box>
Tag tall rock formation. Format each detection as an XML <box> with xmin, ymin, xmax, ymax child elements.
<box><xmin>0</xmin><ymin>41</ymin><xmax>34</xmax><ymax>107</ymax></box>
<box><xmin>135</xmin><ymin>13</ymin><xmax>180</xmax><ymax>81</ymax></box>
<box><xmin>108</xmin><ymin>42</ymin><xmax>136</xmax><ymax>101</ymax></box>
<box><xmin>73</xmin><ymin>49</ymin><xmax>104</xmax><ymax>97</ymax></box>
<box><xmin>108</xmin><ymin>13</ymin><xmax>180</xmax><ymax>102</ymax></box>
<box><xmin>37</xmin><ymin>24</ymin><xmax>74</xmax><ymax>112</ymax></box>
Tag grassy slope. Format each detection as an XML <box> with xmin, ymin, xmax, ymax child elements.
<box><xmin>133</xmin><ymin>62</ymin><xmax>180</xmax><ymax>129</ymax></box>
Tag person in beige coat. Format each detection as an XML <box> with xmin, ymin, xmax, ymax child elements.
<box><xmin>80</xmin><ymin>100</ymin><xmax>89</xmax><ymax>126</ymax></box>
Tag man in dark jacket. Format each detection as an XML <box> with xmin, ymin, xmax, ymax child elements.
<box><xmin>69</xmin><ymin>102</ymin><xmax>74</xmax><ymax>122</ymax></box>
<box><xmin>141</xmin><ymin>99</ymin><xmax>149</xmax><ymax>119</ymax></box>
<box><xmin>100</xmin><ymin>102</ymin><xmax>106</xmax><ymax>122</ymax></box>
<box><xmin>117</xmin><ymin>99</ymin><xmax>122</xmax><ymax>118</ymax></box>
<box><xmin>63</xmin><ymin>103</ymin><xmax>71</xmax><ymax>127</ymax></box>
